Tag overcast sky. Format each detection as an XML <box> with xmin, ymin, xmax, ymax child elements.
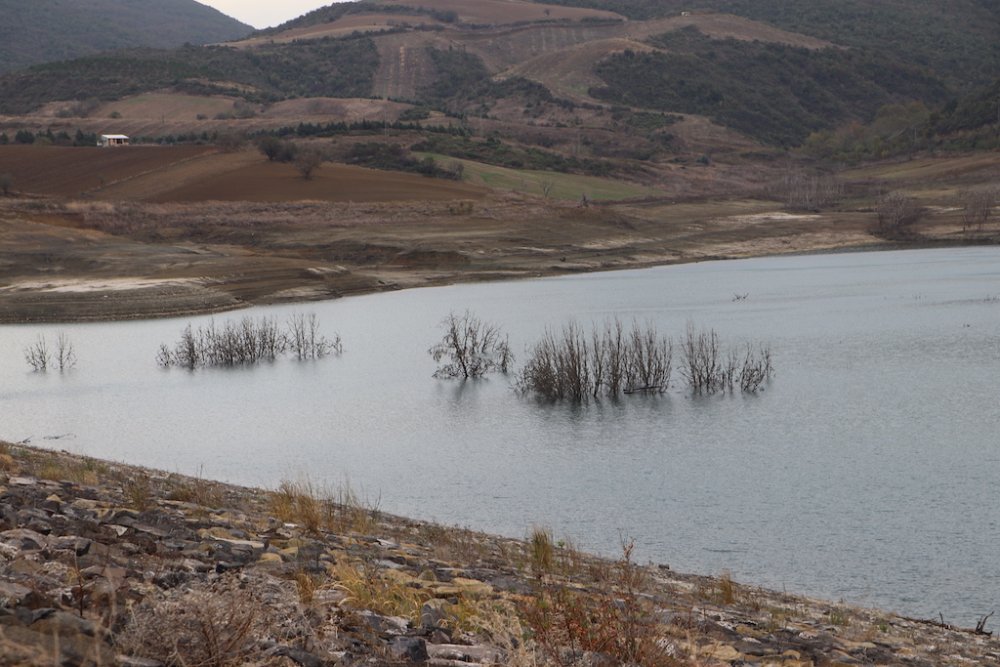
<box><xmin>200</xmin><ymin>0</ymin><xmax>342</xmax><ymax>29</ymax></box>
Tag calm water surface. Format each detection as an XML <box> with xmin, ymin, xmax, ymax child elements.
<box><xmin>2</xmin><ymin>247</ymin><xmax>999</xmax><ymax>623</ymax></box>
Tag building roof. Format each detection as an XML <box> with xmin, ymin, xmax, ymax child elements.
<box><xmin>100</xmin><ymin>134</ymin><xmax>130</xmax><ymax>139</ymax></box>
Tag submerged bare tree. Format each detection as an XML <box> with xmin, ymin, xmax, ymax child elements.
<box><xmin>681</xmin><ymin>324</ymin><xmax>772</xmax><ymax>395</ymax></box>
<box><xmin>24</xmin><ymin>336</ymin><xmax>50</xmax><ymax>372</ymax></box>
<box><xmin>287</xmin><ymin>313</ymin><xmax>342</xmax><ymax>360</ymax></box>
<box><xmin>429</xmin><ymin>311</ymin><xmax>513</xmax><ymax>379</ymax></box>
<box><xmin>55</xmin><ymin>332</ymin><xmax>77</xmax><ymax>371</ymax></box>
<box><xmin>24</xmin><ymin>333</ymin><xmax>77</xmax><ymax>372</ymax></box>
<box><xmin>517</xmin><ymin>318</ymin><xmax>672</xmax><ymax>402</ymax></box>
<box><xmin>158</xmin><ymin>313</ymin><xmax>340</xmax><ymax>369</ymax></box>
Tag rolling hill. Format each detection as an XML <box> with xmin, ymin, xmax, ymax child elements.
<box><xmin>0</xmin><ymin>0</ymin><xmax>996</xmax><ymax>174</ymax></box>
<box><xmin>0</xmin><ymin>0</ymin><xmax>251</xmax><ymax>73</ymax></box>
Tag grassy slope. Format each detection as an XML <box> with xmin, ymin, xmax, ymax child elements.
<box><xmin>417</xmin><ymin>152</ymin><xmax>664</xmax><ymax>200</ymax></box>
<box><xmin>0</xmin><ymin>0</ymin><xmax>251</xmax><ymax>73</ymax></box>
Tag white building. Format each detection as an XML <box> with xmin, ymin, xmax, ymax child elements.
<box><xmin>98</xmin><ymin>134</ymin><xmax>130</xmax><ymax>147</ymax></box>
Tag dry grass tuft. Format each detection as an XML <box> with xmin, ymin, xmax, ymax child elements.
<box><xmin>0</xmin><ymin>441</ymin><xmax>18</xmax><ymax>476</ymax></box>
<box><xmin>271</xmin><ymin>479</ymin><xmax>325</xmax><ymax>535</ymax></box>
<box><xmin>332</xmin><ymin>559</ymin><xmax>431</xmax><ymax>624</ymax></box>
<box><xmin>530</xmin><ymin>526</ymin><xmax>555</xmax><ymax>575</ymax></box>
<box><xmin>121</xmin><ymin>472</ymin><xmax>153</xmax><ymax>511</ymax></box>
<box><xmin>116</xmin><ymin>576</ymin><xmax>265</xmax><ymax>667</ymax></box>
<box><xmin>37</xmin><ymin>458</ymin><xmax>104</xmax><ymax>486</ymax></box>
<box><xmin>294</xmin><ymin>570</ymin><xmax>321</xmax><ymax>606</ymax></box>
<box><xmin>520</xmin><ymin>540</ymin><xmax>681</xmax><ymax>667</ymax></box>
<box><xmin>166</xmin><ymin>472</ymin><xmax>225</xmax><ymax>508</ymax></box>
<box><xmin>271</xmin><ymin>478</ymin><xmax>381</xmax><ymax>537</ymax></box>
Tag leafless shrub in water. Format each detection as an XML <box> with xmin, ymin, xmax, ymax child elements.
<box><xmin>24</xmin><ymin>336</ymin><xmax>50</xmax><ymax>372</ymax></box>
<box><xmin>55</xmin><ymin>332</ymin><xmax>77</xmax><ymax>371</ymax></box>
<box><xmin>429</xmin><ymin>310</ymin><xmax>513</xmax><ymax>379</ymax></box>
<box><xmin>287</xmin><ymin>312</ymin><xmax>342</xmax><ymax>360</ymax></box>
<box><xmin>158</xmin><ymin>313</ymin><xmax>340</xmax><ymax>369</ymax></box>
<box><xmin>24</xmin><ymin>333</ymin><xmax>76</xmax><ymax>373</ymax></box>
<box><xmin>681</xmin><ymin>324</ymin><xmax>772</xmax><ymax>395</ymax></box>
<box><xmin>517</xmin><ymin>318</ymin><xmax>672</xmax><ymax>402</ymax></box>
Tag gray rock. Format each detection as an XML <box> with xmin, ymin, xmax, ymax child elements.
<box><xmin>427</xmin><ymin>644</ymin><xmax>502</xmax><ymax>664</ymax></box>
<box><xmin>51</xmin><ymin>536</ymin><xmax>92</xmax><ymax>556</ymax></box>
<box><xmin>0</xmin><ymin>580</ymin><xmax>32</xmax><ymax>604</ymax></box>
<box><xmin>390</xmin><ymin>636</ymin><xmax>429</xmax><ymax>663</ymax></box>
<box><xmin>31</xmin><ymin>609</ymin><xmax>104</xmax><ymax>637</ymax></box>
<box><xmin>420</xmin><ymin>600</ymin><xmax>448</xmax><ymax>630</ymax></box>
<box><xmin>264</xmin><ymin>645</ymin><xmax>327</xmax><ymax>667</ymax></box>
<box><xmin>116</xmin><ymin>656</ymin><xmax>166</xmax><ymax>667</ymax></box>
<box><xmin>0</xmin><ymin>528</ymin><xmax>48</xmax><ymax>551</ymax></box>
<box><xmin>358</xmin><ymin>610</ymin><xmax>409</xmax><ymax>635</ymax></box>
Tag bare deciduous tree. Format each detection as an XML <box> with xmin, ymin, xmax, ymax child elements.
<box><xmin>874</xmin><ymin>191</ymin><xmax>923</xmax><ymax>238</ymax></box>
<box><xmin>215</xmin><ymin>130</ymin><xmax>247</xmax><ymax>152</ymax></box>
<box><xmin>294</xmin><ymin>147</ymin><xmax>325</xmax><ymax>180</ymax></box>
<box><xmin>429</xmin><ymin>311</ymin><xmax>513</xmax><ymax>379</ymax></box>
<box><xmin>772</xmin><ymin>167</ymin><xmax>842</xmax><ymax>211</ymax></box>
<box><xmin>962</xmin><ymin>188</ymin><xmax>997</xmax><ymax>233</ymax></box>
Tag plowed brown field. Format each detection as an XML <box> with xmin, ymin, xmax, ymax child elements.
<box><xmin>0</xmin><ymin>146</ymin><xmax>485</xmax><ymax>203</ymax></box>
<box><xmin>0</xmin><ymin>145</ymin><xmax>216</xmax><ymax>197</ymax></box>
<box><xmin>147</xmin><ymin>162</ymin><xmax>486</xmax><ymax>203</ymax></box>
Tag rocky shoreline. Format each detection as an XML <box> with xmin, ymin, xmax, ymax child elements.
<box><xmin>1</xmin><ymin>441</ymin><xmax>997</xmax><ymax>666</ymax></box>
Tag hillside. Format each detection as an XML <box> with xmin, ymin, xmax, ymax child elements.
<box><xmin>0</xmin><ymin>0</ymin><xmax>996</xmax><ymax>184</ymax></box>
<box><xmin>536</xmin><ymin>0</ymin><xmax>1000</xmax><ymax>89</ymax></box>
<box><xmin>0</xmin><ymin>0</ymin><xmax>251</xmax><ymax>73</ymax></box>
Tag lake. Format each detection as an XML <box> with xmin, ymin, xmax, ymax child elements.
<box><xmin>2</xmin><ymin>246</ymin><xmax>999</xmax><ymax>624</ymax></box>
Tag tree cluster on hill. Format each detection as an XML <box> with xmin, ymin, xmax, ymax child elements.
<box><xmin>411</xmin><ymin>135</ymin><xmax>620</xmax><ymax>177</ymax></box>
<box><xmin>343</xmin><ymin>143</ymin><xmax>463</xmax><ymax>180</ymax></box>
<box><xmin>255</xmin><ymin>1</ymin><xmax>460</xmax><ymax>37</ymax></box>
<box><xmin>590</xmin><ymin>26</ymin><xmax>947</xmax><ymax>146</ymax></box>
<box><xmin>538</xmin><ymin>0</ymin><xmax>1000</xmax><ymax>90</ymax></box>
<box><xmin>419</xmin><ymin>48</ymin><xmax>578</xmax><ymax>117</ymax></box>
<box><xmin>0</xmin><ymin>0</ymin><xmax>250</xmax><ymax>73</ymax></box>
<box><xmin>804</xmin><ymin>79</ymin><xmax>1000</xmax><ymax>161</ymax></box>
<box><xmin>0</xmin><ymin>37</ymin><xmax>379</xmax><ymax>114</ymax></box>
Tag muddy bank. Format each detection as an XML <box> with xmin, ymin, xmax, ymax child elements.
<box><xmin>0</xmin><ymin>195</ymin><xmax>913</xmax><ymax>324</ymax></box>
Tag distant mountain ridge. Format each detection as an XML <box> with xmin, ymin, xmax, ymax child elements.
<box><xmin>0</xmin><ymin>0</ymin><xmax>251</xmax><ymax>73</ymax></box>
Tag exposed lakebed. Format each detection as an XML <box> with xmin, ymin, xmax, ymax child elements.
<box><xmin>2</xmin><ymin>247</ymin><xmax>999</xmax><ymax>623</ymax></box>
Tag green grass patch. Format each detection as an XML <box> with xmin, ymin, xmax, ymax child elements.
<box><xmin>417</xmin><ymin>153</ymin><xmax>664</xmax><ymax>201</ymax></box>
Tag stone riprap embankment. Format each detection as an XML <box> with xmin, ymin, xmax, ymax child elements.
<box><xmin>1</xmin><ymin>442</ymin><xmax>998</xmax><ymax>666</ymax></box>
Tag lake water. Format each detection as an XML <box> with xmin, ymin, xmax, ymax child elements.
<box><xmin>2</xmin><ymin>247</ymin><xmax>999</xmax><ymax>624</ymax></box>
